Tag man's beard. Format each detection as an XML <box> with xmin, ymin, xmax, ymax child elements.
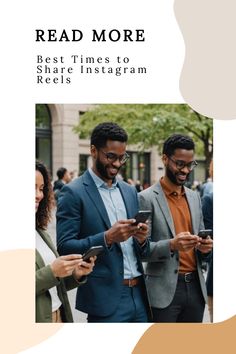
<box><xmin>166</xmin><ymin>165</ymin><xmax>190</xmax><ymax>186</ymax></box>
<box><xmin>95</xmin><ymin>158</ymin><xmax>119</xmax><ymax>181</ymax></box>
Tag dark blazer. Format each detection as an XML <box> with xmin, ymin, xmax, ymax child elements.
<box><xmin>56</xmin><ymin>170</ymin><xmax>149</xmax><ymax>317</ymax></box>
<box><xmin>202</xmin><ymin>192</ymin><xmax>213</xmax><ymax>296</ymax></box>
<box><xmin>53</xmin><ymin>179</ymin><xmax>64</xmax><ymax>191</ymax></box>
<box><xmin>139</xmin><ymin>181</ymin><xmax>208</xmax><ymax>309</ymax></box>
<box><xmin>53</xmin><ymin>180</ymin><xmax>65</xmax><ymax>201</ymax></box>
<box><xmin>36</xmin><ymin>229</ymin><xmax>85</xmax><ymax>322</ymax></box>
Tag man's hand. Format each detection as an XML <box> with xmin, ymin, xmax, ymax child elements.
<box><xmin>133</xmin><ymin>222</ymin><xmax>149</xmax><ymax>245</ymax></box>
<box><xmin>105</xmin><ymin>219</ymin><xmax>141</xmax><ymax>246</ymax></box>
<box><xmin>73</xmin><ymin>256</ymin><xmax>96</xmax><ymax>279</ymax></box>
<box><xmin>170</xmin><ymin>232</ymin><xmax>200</xmax><ymax>252</ymax></box>
<box><xmin>196</xmin><ymin>236</ymin><xmax>213</xmax><ymax>253</ymax></box>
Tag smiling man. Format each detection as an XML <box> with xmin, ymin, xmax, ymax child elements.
<box><xmin>139</xmin><ymin>134</ymin><xmax>213</xmax><ymax>322</ymax></box>
<box><xmin>56</xmin><ymin>122</ymin><xmax>150</xmax><ymax>322</ymax></box>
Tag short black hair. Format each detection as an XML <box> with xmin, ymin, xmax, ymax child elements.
<box><xmin>56</xmin><ymin>167</ymin><xmax>67</xmax><ymax>179</ymax></box>
<box><xmin>91</xmin><ymin>122</ymin><xmax>128</xmax><ymax>149</ymax></box>
<box><xmin>163</xmin><ymin>134</ymin><xmax>195</xmax><ymax>156</ymax></box>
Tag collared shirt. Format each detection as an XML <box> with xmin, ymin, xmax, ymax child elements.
<box><xmin>160</xmin><ymin>176</ymin><xmax>197</xmax><ymax>272</ymax></box>
<box><xmin>89</xmin><ymin>168</ymin><xmax>141</xmax><ymax>279</ymax></box>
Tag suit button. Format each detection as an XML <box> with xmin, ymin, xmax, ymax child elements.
<box><xmin>174</xmin><ymin>269</ymin><xmax>178</xmax><ymax>273</ymax></box>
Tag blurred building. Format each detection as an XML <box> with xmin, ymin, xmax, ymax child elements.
<box><xmin>36</xmin><ymin>104</ymin><xmax>205</xmax><ymax>185</ymax></box>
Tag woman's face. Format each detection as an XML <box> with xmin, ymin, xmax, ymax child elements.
<box><xmin>35</xmin><ymin>170</ymin><xmax>44</xmax><ymax>213</ymax></box>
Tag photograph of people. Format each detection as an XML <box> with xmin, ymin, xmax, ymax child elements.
<box><xmin>36</xmin><ymin>161</ymin><xmax>96</xmax><ymax>322</ymax></box>
<box><xmin>36</xmin><ymin>103</ymin><xmax>213</xmax><ymax>323</ymax></box>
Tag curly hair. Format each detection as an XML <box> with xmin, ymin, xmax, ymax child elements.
<box><xmin>163</xmin><ymin>134</ymin><xmax>195</xmax><ymax>156</ymax></box>
<box><xmin>90</xmin><ymin>122</ymin><xmax>128</xmax><ymax>149</ymax></box>
<box><xmin>36</xmin><ymin>161</ymin><xmax>54</xmax><ymax>229</ymax></box>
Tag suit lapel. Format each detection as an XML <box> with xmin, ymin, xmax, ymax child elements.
<box><xmin>82</xmin><ymin>171</ymin><xmax>111</xmax><ymax>229</ymax></box>
<box><xmin>153</xmin><ymin>182</ymin><xmax>175</xmax><ymax>237</ymax></box>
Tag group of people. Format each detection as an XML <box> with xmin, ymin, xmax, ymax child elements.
<box><xmin>36</xmin><ymin>122</ymin><xmax>213</xmax><ymax>323</ymax></box>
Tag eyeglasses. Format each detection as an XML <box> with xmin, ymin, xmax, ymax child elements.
<box><xmin>168</xmin><ymin>156</ymin><xmax>198</xmax><ymax>171</ymax></box>
<box><xmin>100</xmin><ymin>150</ymin><xmax>130</xmax><ymax>164</ymax></box>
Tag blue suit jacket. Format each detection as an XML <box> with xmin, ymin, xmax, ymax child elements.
<box><xmin>56</xmin><ymin>170</ymin><xmax>149</xmax><ymax>317</ymax></box>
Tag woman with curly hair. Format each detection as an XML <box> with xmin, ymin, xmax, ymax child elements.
<box><xmin>36</xmin><ymin>161</ymin><xmax>95</xmax><ymax>322</ymax></box>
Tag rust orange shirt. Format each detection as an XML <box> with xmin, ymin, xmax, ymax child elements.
<box><xmin>160</xmin><ymin>177</ymin><xmax>196</xmax><ymax>272</ymax></box>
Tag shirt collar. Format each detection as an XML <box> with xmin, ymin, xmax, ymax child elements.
<box><xmin>88</xmin><ymin>168</ymin><xmax>118</xmax><ymax>189</ymax></box>
<box><xmin>160</xmin><ymin>176</ymin><xmax>185</xmax><ymax>197</ymax></box>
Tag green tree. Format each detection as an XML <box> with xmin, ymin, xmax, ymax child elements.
<box><xmin>36</xmin><ymin>104</ymin><xmax>51</xmax><ymax>128</ymax></box>
<box><xmin>74</xmin><ymin>104</ymin><xmax>213</xmax><ymax>178</ymax></box>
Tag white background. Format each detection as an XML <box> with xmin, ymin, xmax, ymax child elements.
<box><xmin>1</xmin><ymin>1</ymin><xmax>235</xmax><ymax>353</ymax></box>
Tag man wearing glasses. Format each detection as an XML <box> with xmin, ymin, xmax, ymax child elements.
<box><xmin>56</xmin><ymin>122</ymin><xmax>150</xmax><ymax>322</ymax></box>
<box><xmin>139</xmin><ymin>134</ymin><xmax>213</xmax><ymax>322</ymax></box>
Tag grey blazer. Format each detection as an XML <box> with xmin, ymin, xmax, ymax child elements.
<box><xmin>139</xmin><ymin>181</ymin><xmax>207</xmax><ymax>309</ymax></box>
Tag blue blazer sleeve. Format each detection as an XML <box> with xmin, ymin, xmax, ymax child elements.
<box><xmin>56</xmin><ymin>178</ymin><xmax>108</xmax><ymax>256</ymax></box>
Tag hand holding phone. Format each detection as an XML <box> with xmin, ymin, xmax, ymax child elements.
<box><xmin>198</xmin><ymin>229</ymin><xmax>213</xmax><ymax>239</ymax></box>
<box><xmin>82</xmin><ymin>246</ymin><xmax>104</xmax><ymax>261</ymax></box>
<box><xmin>196</xmin><ymin>230</ymin><xmax>213</xmax><ymax>253</ymax></box>
<box><xmin>132</xmin><ymin>210</ymin><xmax>151</xmax><ymax>226</ymax></box>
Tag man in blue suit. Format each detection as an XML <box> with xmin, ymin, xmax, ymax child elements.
<box><xmin>56</xmin><ymin>122</ymin><xmax>150</xmax><ymax>322</ymax></box>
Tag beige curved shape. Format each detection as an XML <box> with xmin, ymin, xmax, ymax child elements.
<box><xmin>0</xmin><ymin>250</ymin><xmax>63</xmax><ymax>353</ymax></box>
<box><xmin>174</xmin><ymin>0</ymin><xmax>236</xmax><ymax>120</ymax></box>
<box><xmin>133</xmin><ymin>315</ymin><xmax>236</xmax><ymax>353</ymax></box>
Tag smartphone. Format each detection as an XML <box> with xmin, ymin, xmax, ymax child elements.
<box><xmin>198</xmin><ymin>229</ymin><xmax>213</xmax><ymax>239</ymax></box>
<box><xmin>82</xmin><ymin>246</ymin><xmax>104</xmax><ymax>261</ymax></box>
<box><xmin>133</xmin><ymin>210</ymin><xmax>151</xmax><ymax>226</ymax></box>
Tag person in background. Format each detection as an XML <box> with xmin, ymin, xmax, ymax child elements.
<box><xmin>53</xmin><ymin>167</ymin><xmax>71</xmax><ymax>201</ymax></box>
<box><xmin>142</xmin><ymin>180</ymin><xmax>150</xmax><ymax>190</ymax></box>
<box><xmin>127</xmin><ymin>178</ymin><xmax>135</xmax><ymax>186</ymax></box>
<box><xmin>36</xmin><ymin>161</ymin><xmax>95</xmax><ymax>322</ymax></box>
<box><xmin>139</xmin><ymin>134</ymin><xmax>213</xmax><ymax>322</ymax></box>
<box><xmin>135</xmin><ymin>180</ymin><xmax>143</xmax><ymax>192</ymax></box>
<box><xmin>192</xmin><ymin>180</ymin><xmax>203</xmax><ymax>195</ymax></box>
<box><xmin>69</xmin><ymin>170</ymin><xmax>77</xmax><ymax>181</ymax></box>
<box><xmin>201</xmin><ymin>160</ymin><xmax>213</xmax><ymax>197</ymax></box>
